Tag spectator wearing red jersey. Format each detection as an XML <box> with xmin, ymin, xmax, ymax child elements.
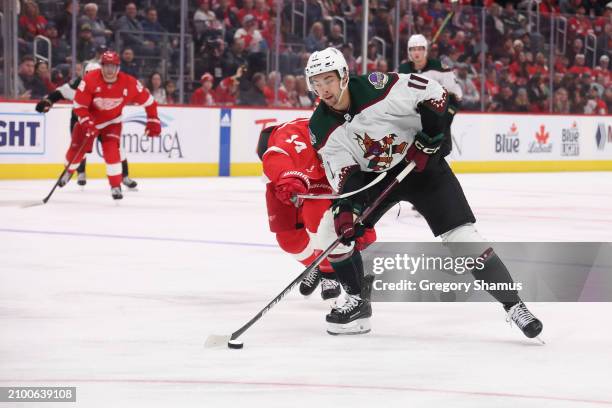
<box><xmin>584</xmin><ymin>86</ymin><xmax>608</xmax><ymax>115</ymax></box>
<box><xmin>263</xmin><ymin>71</ymin><xmax>290</xmax><ymax>106</ymax></box>
<box><xmin>237</xmin><ymin>0</ymin><xmax>256</xmax><ymax>24</ymax></box>
<box><xmin>191</xmin><ymin>73</ymin><xmax>216</xmax><ymax>106</ymax></box>
<box><xmin>252</xmin><ymin>0</ymin><xmax>271</xmax><ymax>29</ymax></box>
<box><xmin>19</xmin><ymin>0</ymin><xmax>48</xmax><ymax>42</ymax></box>
<box><xmin>234</xmin><ymin>14</ymin><xmax>266</xmax><ymax>53</ymax></box>
<box><xmin>592</xmin><ymin>55</ymin><xmax>610</xmax><ymax>85</ymax></box>
<box><xmin>568</xmin><ymin>54</ymin><xmax>592</xmax><ymax>76</ymax></box>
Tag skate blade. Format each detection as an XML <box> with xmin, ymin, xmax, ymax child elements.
<box><xmin>327</xmin><ymin>318</ymin><xmax>371</xmax><ymax>336</ymax></box>
<box><xmin>535</xmin><ymin>336</ymin><xmax>546</xmax><ymax>345</ymax></box>
<box><xmin>204</xmin><ymin>334</ymin><xmax>232</xmax><ymax>348</ymax></box>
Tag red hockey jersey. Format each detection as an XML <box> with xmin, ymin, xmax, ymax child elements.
<box><xmin>73</xmin><ymin>70</ymin><xmax>158</xmax><ymax>129</ymax></box>
<box><xmin>260</xmin><ymin>118</ymin><xmax>327</xmax><ymax>185</ymax></box>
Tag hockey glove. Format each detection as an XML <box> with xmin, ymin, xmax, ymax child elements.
<box><xmin>274</xmin><ymin>170</ymin><xmax>310</xmax><ymax>206</ymax></box>
<box><xmin>333</xmin><ymin>200</ymin><xmax>365</xmax><ymax>245</ymax></box>
<box><xmin>405</xmin><ymin>130</ymin><xmax>445</xmax><ymax>172</ymax></box>
<box><xmin>81</xmin><ymin>119</ymin><xmax>98</xmax><ymax>139</ymax></box>
<box><xmin>35</xmin><ymin>99</ymin><xmax>52</xmax><ymax>113</ymax></box>
<box><xmin>145</xmin><ymin>118</ymin><xmax>161</xmax><ymax>137</ymax></box>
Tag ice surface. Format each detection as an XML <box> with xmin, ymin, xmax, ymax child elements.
<box><xmin>0</xmin><ymin>173</ymin><xmax>611</xmax><ymax>407</ymax></box>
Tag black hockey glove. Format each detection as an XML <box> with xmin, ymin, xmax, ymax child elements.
<box><xmin>405</xmin><ymin>130</ymin><xmax>444</xmax><ymax>172</ymax></box>
<box><xmin>35</xmin><ymin>99</ymin><xmax>52</xmax><ymax>113</ymax></box>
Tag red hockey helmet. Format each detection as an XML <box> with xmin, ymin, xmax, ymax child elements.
<box><xmin>100</xmin><ymin>50</ymin><xmax>120</xmax><ymax>66</ymax></box>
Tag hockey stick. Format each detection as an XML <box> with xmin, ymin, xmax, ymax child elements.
<box><xmin>205</xmin><ymin>161</ymin><xmax>417</xmax><ymax>348</ymax></box>
<box><xmin>21</xmin><ymin>139</ymin><xmax>89</xmax><ymax>208</ymax></box>
<box><xmin>431</xmin><ymin>0</ymin><xmax>458</xmax><ymax>44</ymax></box>
<box><xmin>296</xmin><ymin>171</ymin><xmax>387</xmax><ymax>200</ymax></box>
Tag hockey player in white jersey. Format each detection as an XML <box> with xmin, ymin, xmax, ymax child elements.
<box><xmin>305</xmin><ymin>47</ymin><xmax>543</xmax><ymax>339</ymax></box>
<box><xmin>399</xmin><ymin>34</ymin><xmax>462</xmax><ymax>157</ymax></box>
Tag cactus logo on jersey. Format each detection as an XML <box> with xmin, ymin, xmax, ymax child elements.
<box><xmin>0</xmin><ymin>113</ymin><xmax>45</xmax><ymax>155</ymax></box>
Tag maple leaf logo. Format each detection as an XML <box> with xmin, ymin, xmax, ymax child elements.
<box><xmin>535</xmin><ymin>124</ymin><xmax>549</xmax><ymax>144</ymax></box>
<box><xmin>510</xmin><ymin>123</ymin><xmax>518</xmax><ymax>133</ymax></box>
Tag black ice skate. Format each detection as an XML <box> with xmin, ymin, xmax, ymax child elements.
<box><xmin>505</xmin><ymin>301</ymin><xmax>544</xmax><ymax>340</ymax></box>
<box><xmin>111</xmin><ymin>186</ymin><xmax>123</xmax><ymax>200</ymax></box>
<box><xmin>326</xmin><ymin>294</ymin><xmax>372</xmax><ymax>335</ymax></box>
<box><xmin>300</xmin><ymin>266</ymin><xmax>321</xmax><ymax>296</ymax></box>
<box><xmin>320</xmin><ymin>276</ymin><xmax>341</xmax><ymax>300</ymax></box>
<box><xmin>122</xmin><ymin>176</ymin><xmax>138</xmax><ymax>189</ymax></box>
<box><xmin>77</xmin><ymin>172</ymin><xmax>87</xmax><ymax>186</ymax></box>
<box><xmin>58</xmin><ymin>171</ymin><xmax>73</xmax><ymax>187</ymax></box>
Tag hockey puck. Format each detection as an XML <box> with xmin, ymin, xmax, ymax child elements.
<box><xmin>227</xmin><ymin>340</ymin><xmax>244</xmax><ymax>349</ymax></box>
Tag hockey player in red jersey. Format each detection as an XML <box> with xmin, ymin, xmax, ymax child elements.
<box><xmin>61</xmin><ymin>50</ymin><xmax>161</xmax><ymax>200</ymax></box>
<box><xmin>258</xmin><ymin>118</ymin><xmax>376</xmax><ymax>300</ymax></box>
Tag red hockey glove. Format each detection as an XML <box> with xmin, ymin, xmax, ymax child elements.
<box><xmin>81</xmin><ymin>119</ymin><xmax>98</xmax><ymax>139</ymax></box>
<box><xmin>405</xmin><ymin>130</ymin><xmax>444</xmax><ymax>172</ymax></box>
<box><xmin>145</xmin><ymin>118</ymin><xmax>161</xmax><ymax>137</ymax></box>
<box><xmin>355</xmin><ymin>227</ymin><xmax>377</xmax><ymax>251</ymax></box>
<box><xmin>333</xmin><ymin>200</ymin><xmax>365</xmax><ymax>245</ymax></box>
<box><xmin>274</xmin><ymin>170</ymin><xmax>310</xmax><ymax>206</ymax></box>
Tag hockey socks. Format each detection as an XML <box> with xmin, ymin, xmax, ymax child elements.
<box><xmin>472</xmin><ymin>248</ymin><xmax>521</xmax><ymax>306</ymax></box>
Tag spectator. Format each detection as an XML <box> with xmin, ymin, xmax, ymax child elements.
<box><xmin>455</xmin><ymin>64</ymin><xmax>480</xmax><ymax>111</ymax></box>
<box><xmin>16</xmin><ymin>55</ymin><xmax>46</xmax><ymax>99</ymax></box>
<box><xmin>239</xmin><ymin>72</ymin><xmax>266</xmax><ymax>106</ymax></box>
<box><xmin>44</xmin><ymin>22</ymin><xmax>71</xmax><ymax>66</ymax></box>
<box><xmin>194</xmin><ymin>0</ymin><xmax>223</xmax><ymax>38</ymax></box>
<box><xmin>553</xmin><ymin>87</ymin><xmax>570</xmax><ymax>113</ymax></box>
<box><xmin>141</xmin><ymin>7</ymin><xmax>167</xmax><ymax>43</ymax></box>
<box><xmin>356</xmin><ymin>42</ymin><xmax>381</xmax><ymax>73</ymax></box>
<box><xmin>514</xmin><ymin>88</ymin><xmax>530</xmax><ymax>112</ymax></box>
<box><xmin>569</xmin><ymin>54</ymin><xmax>592</xmax><ymax>75</ymax></box>
<box><xmin>55</xmin><ymin>0</ymin><xmax>79</xmax><ymax>41</ymax></box>
<box><xmin>234</xmin><ymin>15</ymin><xmax>266</xmax><ymax>53</ymax></box>
<box><xmin>19</xmin><ymin>1</ymin><xmax>48</xmax><ymax>42</ymax></box>
<box><xmin>191</xmin><ymin>73</ymin><xmax>216</xmax><ymax>105</ymax></box>
<box><xmin>214</xmin><ymin>0</ymin><xmax>240</xmax><ymax>33</ymax></box>
<box><xmin>584</xmin><ymin>86</ymin><xmax>608</xmax><ymax>115</ymax></box>
<box><xmin>305</xmin><ymin>22</ymin><xmax>327</xmax><ymax>52</ymax></box>
<box><xmin>341</xmin><ymin>43</ymin><xmax>357</xmax><ymax>74</ymax></box>
<box><xmin>214</xmin><ymin>66</ymin><xmax>245</xmax><ymax>105</ymax></box>
<box><xmin>164</xmin><ymin>80</ymin><xmax>178</xmax><ymax>104</ymax></box>
<box><xmin>76</xmin><ymin>24</ymin><xmax>97</xmax><ymax>62</ymax></box>
<box><xmin>35</xmin><ymin>60</ymin><xmax>56</xmax><ymax>93</ymax></box>
<box><xmin>263</xmin><ymin>71</ymin><xmax>290</xmax><ymax>106</ymax></box>
<box><xmin>305</xmin><ymin>0</ymin><xmax>324</xmax><ymax>32</ymax></box>
<box><xmin>115</xmin><ymin>2</ymin><xmax>155</xmax><ymax>56</ymax></box>
<box><xmin>295</xmin><ymin>75</ymin><xmax>314</xmax><ymax>108</ymax></box>
<box><xmin>283</xmin><ymin>74</ymin><xmax>298</xmax><ymax>106</ymax></box>
<box><xmin>237</xmin><ymin>0</ymin><xmax>255</xmax><ymax>24</ymax></box>
<box><xmin>592</xmin><ymin>55</ymin><xmax>610</xmax><ymax>85</ymax></box>
<box><xmin>148</xmin><ymin>72</ymin><xmax>167</xmax><ymax>104</ymax></box>
<box><xmin>79</xmin><ymin>3</ymin><xmax>112</xmax><ymax>47</ymax></box>
<box><xmin>120</xmin><ymin>48</ymin><xmax>140</xmax><ymax>78</ymax></box>
<box><xmin>328</xmin><ymin>24</ymin><xmax>344</xmax><ymax>48</ymax></box>
<box><xmin>252</xmin><ymin>0</ymin><xmax>271</xmax><ymax>29</ymax></box>
<box><xmin>222</xmin><ymin>38</ymin><xmax>248</xmax><ymax>78</ymax></box>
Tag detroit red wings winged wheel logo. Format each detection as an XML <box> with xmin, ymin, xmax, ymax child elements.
<box><xmin>354</xmin><ymin>132</ymin><xmax>407</xmax><ymax>171</ymax></box>
<box><xmin>93</xmin><ymin>97</ymin><xmax>124</xmax><ymax>111</ymax></box>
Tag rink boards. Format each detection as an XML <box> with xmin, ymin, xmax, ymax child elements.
<box><xmin>0</xmin><ymin>101</ymin><xmax>611</xmax><ymax>179</ymax></box>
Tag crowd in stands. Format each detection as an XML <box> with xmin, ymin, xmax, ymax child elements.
<box><xmin>8</xmin><ymin>0</ymin><xmax>612</xmax><ymax>114</ymax></box>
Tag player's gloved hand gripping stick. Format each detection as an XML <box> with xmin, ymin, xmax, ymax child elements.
<box><xmin>205</xmin><ymin>161</ymin><xmax>416</xmax><ymax>349</ymax></box>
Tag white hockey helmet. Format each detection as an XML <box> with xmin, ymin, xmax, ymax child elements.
<box><xmin>304</xmin><ymin>47</ymin><xmax>349</xmax><ymax>93</ymax></box>
<box><xmin>408</xmin><ymin>34</ymin><xmax>428</xmax><ymax>54</ymax></box>
<box><xmin>84</xmin><ymin>61</ymin><xmax>101</xmax><ymax>74</ymax></box>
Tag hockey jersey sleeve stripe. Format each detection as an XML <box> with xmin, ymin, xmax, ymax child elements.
<box><xmin>141</xmin><ymin>95</ymin><xmax>155</xmax><ymax>107</ymax></box>
<box><xmin>262</xmin><ymin>146</ymin><xmax>289</xmax><ymax>157</ymax></box>
<box><xmin>95</xmin><ymin>116</ymin><xmax>123</xmax><ymax>129</ymax></box>
<box><xmin>58</xmin><ymin>83</ymin><xmax>76</xmax><ymax>101</ymax></box>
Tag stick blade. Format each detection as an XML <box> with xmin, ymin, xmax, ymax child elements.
<box><xmin>204</xmin><ymin>334</ymin><xmax>232</xmax><ymax>348</ymax></box>
<box><xmin>20</xmin><ymin>200</ymin><xmax>45</xmax><ymax>209</ymax></box>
